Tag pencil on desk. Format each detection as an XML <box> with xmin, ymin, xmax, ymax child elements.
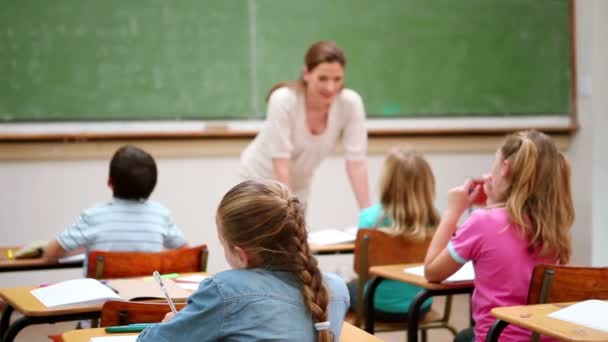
<box><xmin>7</xmin><ymin>249</ymin><xmax>13</xmax><ymax>259</ymax></box>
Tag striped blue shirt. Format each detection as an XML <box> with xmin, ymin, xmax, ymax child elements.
<box><xmin>57</xmin><ymin>198</ymin><xmax>186</xmax><ymax>272</ymax></box>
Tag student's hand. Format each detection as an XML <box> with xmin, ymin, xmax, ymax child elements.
<box><xmin>445</xmin><ymin>180</ymin><xmax>481</xmax><ymax>219</ymax></box>
<box><xmin>162</xmin><ymin>312</ymin><xmax>176</xmax><ymax>323</ymax></box>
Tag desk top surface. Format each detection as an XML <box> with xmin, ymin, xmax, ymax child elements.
<box><xmin>0</xmin><ymin>272</ymin><xmax>208</xmax><ymax>317</ymax></box>
<box><xmin>61</xmin><ymin>322</ymin><xmax>383</xmax><ymax>342</ymax></box>
<box><xmin>491</xmin><ymin>302</ymin><xmax>608</xmax><ymax>342</ymax></box>
<box><xmin>369</xmin><ymin>263</ymin><xmax>474</xmax><ymax>290</ymax></box>
<box><xmin>309</xmin><ymin>243</ymin><xmax>355</xmax><ymax>254</ymax></box>
<box><xmin>0</xmin><ymin>246</ymin><xmax>83</xmax><ymax>272</ymax></box>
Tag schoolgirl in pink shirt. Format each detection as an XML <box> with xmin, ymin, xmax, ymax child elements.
<box><xmin>424</xmin><ymin>130</ymin><xmax>574</xmax><ymax>342</ymax></box>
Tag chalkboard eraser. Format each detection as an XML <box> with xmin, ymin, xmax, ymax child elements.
<box><xmin>205</xmin><ymin>123</ymin><xmax>229</xmax><ymax>131</ymax></box>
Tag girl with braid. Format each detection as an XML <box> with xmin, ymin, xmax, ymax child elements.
<box><xmin>138</xmin><ymin>180</ymin><xmax>349</xmax><ymax>342</ymax></box>
<box><xmin>424</xmin><ymin>130</ymin><xmax>574</xmax><ymax>342</ymax></box>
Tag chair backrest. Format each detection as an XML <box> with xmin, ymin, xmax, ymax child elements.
<box><xmin>100</xmin><ymin>300</ymin><xmax>188</xmax><ymax>327</ymax></box>
<box><xmin>354</xmin><ymin>229</ymin><xmax>431</xmax><ymax>274</ymax></box>
<box><xmin>353</xmin><ymin>229</ymin><xmax>432</xmax><ymax>327</ymax></box>
<box><xmin>527</xmin><ymin>264</ymin><xmax>608</xmax><ymax>304</ymax></box>
<box><xmin>87</xmin><ymin>244</ymin><xmax>208</xmax><ymax>279</ymax></box>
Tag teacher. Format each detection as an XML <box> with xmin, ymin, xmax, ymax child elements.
<box><xmin>240</xmin><ymin>41</ymin><xmax>370</xmax><ymax>209</ymax></box>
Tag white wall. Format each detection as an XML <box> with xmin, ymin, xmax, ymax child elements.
<box><xmin>1</xmin><ymin>0</ymin><xmax>606</xmax><ymax>288</ymax></box>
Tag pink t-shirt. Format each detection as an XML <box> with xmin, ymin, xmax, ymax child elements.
<box><xmin>448</xmin><ymin>207</ymin><xmax>558</xmax><ymax>342</ymax></box>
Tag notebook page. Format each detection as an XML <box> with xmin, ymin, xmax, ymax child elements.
<box><xmin>90</xmin><ymin>336</ymin><xmax>139</xmax><ymax>342</ymax></box>
<box><xmin>404</xmin><ymin>262</ymin><xmax>475</xmax><ymax>282</ymax></box>
<box><xmin>308</xmin><ymin>229</ymin><xmax>356</xmax><ymax>245</ymax></box>
<box><xmin>31</xmin><ymin>278</ymin><xmax>122</xmax><ymax>308</ymax></box>
<box><xmin>548</xmin><ymin>300</ymin><xmax>608</xmax><ymax>332</ymax></box>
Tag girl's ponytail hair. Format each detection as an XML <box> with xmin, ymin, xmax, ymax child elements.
<box><xmin>500</xmin><ymin>130</ymin><xmax>573</xmax><ymax>264</ymax></box>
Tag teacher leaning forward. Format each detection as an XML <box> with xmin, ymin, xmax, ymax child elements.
<box><xmin>240</xmin><ymin>41</ymin><xmax>370</xmax><ymax>210</ymax></box>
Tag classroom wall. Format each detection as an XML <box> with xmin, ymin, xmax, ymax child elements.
<box><xmin>589</xmin><ymin>0</ymin><xmax>608</xmax><ymax>265</ymax></box>
<box><xmin>0</xmin><ymin>0</ymin><xmax>606</xmax><ymax>288</ymax></box>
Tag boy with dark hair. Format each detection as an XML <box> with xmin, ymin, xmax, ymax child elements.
<box><xmin>44</xmin><ymin>145</ymin><xmax>186</xmax><ymax>269</ymax></box>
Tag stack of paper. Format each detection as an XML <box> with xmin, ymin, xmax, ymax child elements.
<box><xmin>308</xmin><ymin>228</ymin><xmax>357</xmax><ymax>245</ymax></box>
<box><xmin>31</xmin><ymin>278</ymin><xmax>122</xmax><ymax>308</ymax></box>
<box><xmin>404</xmin><ymin>262</ymin><xmax>475</xmax><ymax>282</ymax></box>
<box><xmin>548</xmin><ymin>299</ymin><xmax>608</xmax><ymax>332</ymax></box>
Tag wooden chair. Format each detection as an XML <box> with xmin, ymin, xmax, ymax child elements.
<box><xmin>352</xmin><ymin>229</ymin><xmax>457</xmax><ymax>341</ymax></box>
<box><xmin>86</xmin><ymin>244</ymin><xmax>208</xmax><ymax>279</ymax></box>
<box><xmin>487</xmin><ymin>264</ymin><xmax>608</xmax><ymax>341</ymax></box>
<box><xmin>100</xmin><ymin>300</ymin><xmax>188</xmax><ymax>326</ymax></box>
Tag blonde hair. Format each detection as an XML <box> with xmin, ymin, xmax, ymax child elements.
<box><xmin>499</xmin><ymin>130</ymin><xmax>573</xmax><ymax>264</ymax></box>
<box><xmin>217</xmin><ymin>180</ymin><xmax>332</xmax><ymax>342</ymax></box>
<box><xmin>377</xmin><ymin>146</ymin><xmax>439</xmax><ymax>239</ymax></box>
<box><xmin>266</xmin><ymin>41</ymin><xmax>346</xmax><ymax>102</ymax></box>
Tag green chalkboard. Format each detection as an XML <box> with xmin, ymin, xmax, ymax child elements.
<box><xmin>0</xmin><ymin>0</ymin><xmax>572</xmax><ymax>122</ymax></box>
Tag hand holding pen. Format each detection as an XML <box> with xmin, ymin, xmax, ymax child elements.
<box><xmin>153</xmin><ymin>271</ymin><xmax>178</xmax><ymax>314</ymax></box>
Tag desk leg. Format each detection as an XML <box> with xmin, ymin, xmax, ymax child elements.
<box><xmin>2</xmin><ymin>311</ymin><xmax>99</xmax><ymax>342</ymax></box>
<box><xmin>364</xmin><ymin>277</ymin><xmax>383</xmax><ymax>334</ymax></box>
<box><xmin>408</xmin><ymin>289</ymin><xmax>433</xmax><ymax>342</ymax></box>
<box><xmin>485</xmin><ymin>319</ymin><xmax>508</xmax><ymax>342</ymax></box>
<box><xmin>0</xmin><ymin>305</ymin><xmax>13</xmax><ymax>336</ymax></box>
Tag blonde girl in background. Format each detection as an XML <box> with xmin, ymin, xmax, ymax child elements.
<box><xmin>138</xmin><ymin>180</ymin><xmax>349</xmax><ymax>341</ymax></box>
<box><xmin>425</xmin><ymin>130</ymin><xmax>574</xmax><ymax>342</ymax></box>
<box><xmin>349</xmin><ymin>146</ymin><xmax>440</xmax><ymax>320</ymax></box>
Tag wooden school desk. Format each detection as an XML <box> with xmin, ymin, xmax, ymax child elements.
<box><xmin>310</xmin><ymin>242</ymin><xmax>355</xmax><ymax>255</ymax></box>
<box><xmin>61</xmin><ymin>322</ymin><xmax>384</xmax><ymax>342</ymax></box>
<box><xmin>0</xmin><ymin>247</ymin><xmax>83</xmax><ymax>273</ymax></box>
<box><xmin>0</xmin><ymin>272</ymin><xmax>208</xmax><ymax>342</ymax></box>
<box><xmin>365</xmin><ymin>263</ymin><xmax>474</xmax><ymax>342</ymax></box>
<box><xmin>487</xmin><ymin>302</ymin><xmax>608</xmax><ymax>342</ymax></box>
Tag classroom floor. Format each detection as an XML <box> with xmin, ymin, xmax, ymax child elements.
<box><xmin>7</xmin><ymin>294</ymin><xmax>469</xmax><ymax>342</ymax></box>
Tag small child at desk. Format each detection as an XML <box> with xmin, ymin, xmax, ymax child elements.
<box><xmin>424</xmin><ymin>130</ymin><xmax>574</xmax><ymax>342</ymax></box>
<box><xmin>44</xmin><ymin>145</ymin><xmax>187</xmax><ymax>270</ymax></box>
<box><xmin>137</xmin><ymin>180</ymin><xmax>349</xmax><ymax>341</ymax></box>
<box><xmin>350</xmin><ymin>146</ymin><xmax>439</xmax><ymax>320</ymax></box>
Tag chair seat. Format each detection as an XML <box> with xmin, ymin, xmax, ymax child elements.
<box><xmin>345</xmin><ymin>308</ymin><xmax>442</xmax><ymax>332</ymax></box>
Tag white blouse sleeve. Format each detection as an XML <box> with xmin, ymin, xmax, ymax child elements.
<box><xmin>264</xmin><ymin>88</ymin><xmax>295</xmax><ymax>159</ymax></box>
<box><xmin>341</xmin><ymin>91</ymin><xmax>368</xmax><ymax>160</ymax></box>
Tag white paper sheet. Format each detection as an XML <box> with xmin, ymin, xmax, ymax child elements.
<box><xmin>90</xmin><ymin>336</ymin><xmax>139</xmax><ymax>342</ymax></box>
<box><xmin>31</xmin><ymin>278</ymin><xmax>123</xmax><ymax>308</ymax></box>
<box><xmin>176</xmin><ymin>283</ymin><xmax>200</xmax><ymax>291</ymax></box>
<box><xmin>176</xmin><ymin>275</ymin><xmax>209</xmax><ymax>283</ymax></box>
<box><xmin>308</xmin><ymin>228</ymin><xmax>357</xmax><ymax>245</ymax></box>
<box><xmin>403</xmin><ymin>262</ymin><xmax>475</xmax><ymax>282</ymax></box>
<box><xmin>58</xmin><ymin>253</ymin><xmax>85</xmax><ymax>263</ymax></box>
<box><xmin>547</xmin><ymin>300</ymin><xmax>608</xmax><ymax>332</ymax></box>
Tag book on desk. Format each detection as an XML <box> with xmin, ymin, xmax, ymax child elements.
<box><xmin>30</xmin><ymin>275</ymin><xmax>202</xmax><ymax>308</ymax></box>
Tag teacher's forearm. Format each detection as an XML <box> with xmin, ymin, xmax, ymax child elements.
<box><xmin>346</xmin><ymin>159</ymin><xmax>371</xmax><ymax>209</ymax></box>
<box><xmin>272</xmin><ymin>158</ymin><xmax>291</xmax><ymax>188</ymax></box>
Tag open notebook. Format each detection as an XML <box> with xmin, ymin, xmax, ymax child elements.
<box><xmin>31</xmin><ymin>277</ymin><xmax>192</xmax><ymax>308</ymax></box>
<box><xmin>403</xmin><ymin>262</ymin><xmax>475</xmax><ymax>283</ymax></box>
<box><xmin>308</xmin><ymin>227</ymin><xmax>358</xmax><ymax>245</ymax></box>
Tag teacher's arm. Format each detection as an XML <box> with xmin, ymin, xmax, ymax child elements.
<box><xmin>272</xmin><ymin>158</ymin><xmax>291</xmax><ymax>188</ymax></box>
<box><xmin>342</xmin><ymin>90</ymin><xmax>370</xmax><ymax>210</ymax></box>
<box><xmin>346</xmin><ymin>159</ymin><xmax>371</xmax><ymax>209</ymax></box>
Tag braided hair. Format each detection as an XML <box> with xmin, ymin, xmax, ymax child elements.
<box><xmin>217</xmin><ymin>180</ymin><xmax>332</xmax><ymax>341</ymax></box>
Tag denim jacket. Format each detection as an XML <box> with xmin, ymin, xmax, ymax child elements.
<box><xmin>137</xmin><ymin>269</ymin><xmax>349</xmax><ymax>341</ymax></box>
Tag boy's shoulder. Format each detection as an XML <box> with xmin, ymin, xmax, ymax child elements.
<box><xmin>81</xmin><ymin>198</ymin><xmax>171</xmax><ymax>216</ymax></box>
